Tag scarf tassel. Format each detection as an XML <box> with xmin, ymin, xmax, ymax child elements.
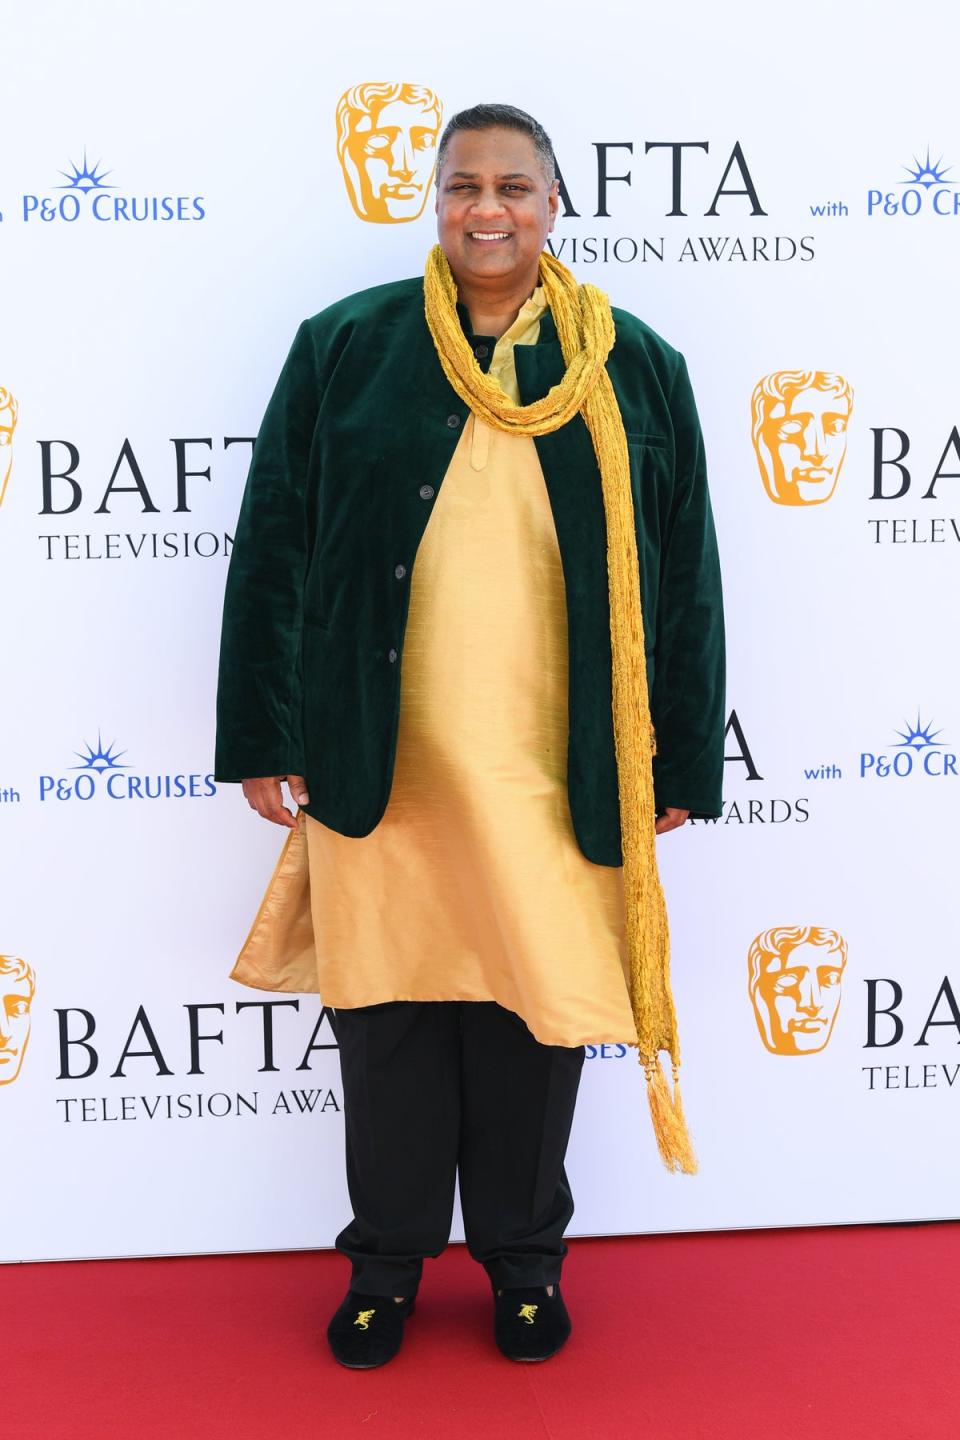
<box><xmin>644</xmin><ymin>1057</ymin><xmax>698</xmax><ymax>1175</ymax></box>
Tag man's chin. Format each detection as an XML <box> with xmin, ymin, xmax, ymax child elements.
<box><xmin>453</xmin><ymin>244</ymin><xmax>519</xmax><ymax>275</ymax></box>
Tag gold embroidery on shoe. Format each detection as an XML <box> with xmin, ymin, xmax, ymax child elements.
<box><xmin>354</xmin><ymin>1309</ymin><xmax>376</xmax><ymax>1329</ymax></box>
<box><xmin>517</xmin><ymin>1303</ymin><xmax>538</xmax><ymax>1324</ymax></box>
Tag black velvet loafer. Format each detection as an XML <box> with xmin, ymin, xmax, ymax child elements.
<box><xmin>493</xmin><ymin>1285</ymin><xmax>572</xmax><ymax>1362</ymax></box>
<box><xmin>326</xmin><ymin>1290</ymin><xmax>416</xmax><ymax>1369</ymax></box>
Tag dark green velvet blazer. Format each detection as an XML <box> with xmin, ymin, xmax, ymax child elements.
<box><xmin>215</xmin><ymin>275</ymin><xmax>725</xmax><ymax>866</ymax></box>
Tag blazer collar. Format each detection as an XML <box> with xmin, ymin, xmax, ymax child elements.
<box><xmin>453</xmin><ymin>298</ymin><xmax>563</xmax><ymax>403</ymax></box>
<box><xmin>454</xmin><ymin>297</ymin><xmax>560</xmax><ymax>346</ymax></box>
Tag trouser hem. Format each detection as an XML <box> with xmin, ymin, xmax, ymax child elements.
<box><xmin>481</xmin><ymin>1254</ymin><xmax>566</xmax><ymax>1290</ymax></box>
<box><xmin>341</xmin><ymin>1248</ymin><xmax>425</xmax><ymax>1298</ymax></box>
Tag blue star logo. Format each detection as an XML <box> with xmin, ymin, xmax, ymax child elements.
<box><xmin>72</xmin><ymin>734</ymin><xmax>128</xmax><ymax>772</ymax></box>
<box><xmin>900</xmin><ymin>147</ymin><xmax>954</xmax><ymax>189</ymax></box>
<box><xmin>56</xmin><ymin>150</ymin><xmax>114</xmax><ymax>193</ymax></box>
<box><xmin>893</xmin><ymin>713</ymin><xmax>946</xmax><ymax>752</ymax></box>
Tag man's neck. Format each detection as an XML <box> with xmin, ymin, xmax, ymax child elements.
<box><xmin>452</xmin><ymin>269</ymin><xmax>540</xmax><ymax>339</ymax></box>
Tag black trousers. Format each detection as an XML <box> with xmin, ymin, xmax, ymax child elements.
<box><xmin>329</xmin><ymin>1000</ymin><xmax>585</xmax><ymax>1297</ymax></box>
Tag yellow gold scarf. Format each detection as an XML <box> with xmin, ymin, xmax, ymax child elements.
<box><xmin>424</xmin><ymin>243</ymin><xmax>697</xmax><ymax>1174</ymax></box>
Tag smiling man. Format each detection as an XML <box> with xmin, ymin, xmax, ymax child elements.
<box><xmin>216</xmin><ymin>103</ymin><xmax>725</xmax><ymax>1369</ymax></box>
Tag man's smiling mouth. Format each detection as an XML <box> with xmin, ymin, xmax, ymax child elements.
<box><xmin>469</xmin><ymin>231</ymin><xmax>512</xmax><ymax>242</ymax></box>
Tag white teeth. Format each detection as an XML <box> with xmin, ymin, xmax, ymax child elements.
<box><xmin>470</xmin><ymin>231</ymin><xmax>510</xmax><ymax>241</ymax></box>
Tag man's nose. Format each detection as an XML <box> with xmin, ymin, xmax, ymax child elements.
<box><xmin>470</xmin><ymin>187</ymin><xmax>507</xmax><ymax>218</ymax></box>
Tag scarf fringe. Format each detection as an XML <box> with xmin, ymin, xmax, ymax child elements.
<box><xmin>424</xmin><ymin>244</ymin><xmax>698</xmax><ymax>1175</ymax></box>
<box><xmin>644</xmin><ymin>1057</ymin><xmax>698</xmax><ymax>1175</ymax></box>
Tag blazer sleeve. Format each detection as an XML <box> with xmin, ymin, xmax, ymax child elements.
<box><xmin>650</xmin><ymin>351</ymin><xmax>726</xmax><ymax>819</ymax></box>
<box><xmin>214</xmin><ymin>321</ymin><xmax>319</xmax><ymax>782</ymax></box>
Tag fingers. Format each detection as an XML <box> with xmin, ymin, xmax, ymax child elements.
<box><xmin>286</xmin><ymin>774</ymin><xmax>310</xmax><ymax>808</ymax></box>
<box><xmin>655</xmin><ymin>808</ymin><xmax>690</xmax><ymax>835</ymax></box>
<box><xmin>241</xmin><ymin>777</ymin><xmax>298</xmax><ymax>828</ymax></box>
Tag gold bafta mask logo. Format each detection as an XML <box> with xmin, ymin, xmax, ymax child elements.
<box><xmin>0</xmin><ymin>387</ymin><xmax>19</xmax><ymax>508</ymax></box>
<box><xmin>0</xmin><ymin>954</ymin><xmax>35</xmax><ymax>1086</ymax></box>
<box><xmin>336</xmin><ymin>83</ymin><xmax>442</xmax><ymax>224</ymax></box>
<box><xmin>751</xmin><ymin>371</ymin><xmax>853</xmax><ymax>506</ymax></box>
<box><xmin>748</xmin><ymin>927</ymin><xmax>847</xmax><ymax>1056</ymax></box>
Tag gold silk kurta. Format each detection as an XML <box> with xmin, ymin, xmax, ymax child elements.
<box><xmin>234</xmin><ymin>289</ymin><xmax>637</xmax><ymax>1049</ymax></box>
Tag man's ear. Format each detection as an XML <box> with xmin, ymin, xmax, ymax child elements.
<box><xmin>547</xmin><ymin>179</ymin><xmax>560</xmax><ymax>233</ymax></box>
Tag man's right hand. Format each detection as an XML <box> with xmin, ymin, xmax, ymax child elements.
<box><xmin>241</xmin><ymin>775</ymin><xmax>309</xmax><ymax>829</ymax></box>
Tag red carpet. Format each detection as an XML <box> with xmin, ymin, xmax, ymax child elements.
<box><xmin>12</xmin><ymin>1225</ymin><xmax>959</xmax><ymax>1439</ymax></box>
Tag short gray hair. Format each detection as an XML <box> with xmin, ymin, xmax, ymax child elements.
<box><xmin>436</xmin><ymin>103</ymin><xmax>557</xmax><ymax>184</ymax></box>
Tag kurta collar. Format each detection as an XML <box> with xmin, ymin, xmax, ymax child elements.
<box><xmin>455</xmin><ymin>284</ymin><xmax>559</xmax><ymax>364</ymax></box>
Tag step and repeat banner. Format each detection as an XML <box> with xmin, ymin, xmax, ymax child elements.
<box><xmin>2</xmin><ymin>1</ymin><xmax>958</xmax><ymax>1260</ymax></box>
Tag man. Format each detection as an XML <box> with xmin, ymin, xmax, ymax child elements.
<box><xmin>748</xmin><ymin>926</ymin><xmax>847</xmax><ymax>1055</ymax></box>
<box><xmin>0</xmin><ymin>954</ymin><xmax>35</xmax><ymax>1086</ymax></box>
<box><xmin>216</xmin><ymin>103</ymin><xmax>725</xmax><ymax>1368</ymax></box>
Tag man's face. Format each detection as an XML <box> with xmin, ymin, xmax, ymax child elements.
<box><xmin>759</xmin><ymin>386</ymin><xmax>850</xmax><ymax>505</ymax></box>
<box><xmin>0</xmin><ymin>392</ymin><xmax>17</xmax><ymax>508</ymax></box>
<box><xmin>343</xmin><ymin>97</ymin><xmax>440</xmax><ymax>223</ymax></box>
<box><xmin>435</xmin><ymin>128</ymin><xmax>559</xmax><ymax>292</ymax></box>
<box><xmin>752</xmin><ymin>942</ymin><xmax>844</xmax><ymax>1055</ymax></box>
<box><xmin>0</xmin><ymin>977</ymin><xmax>33</xmax><ymax>1085</ymax></box>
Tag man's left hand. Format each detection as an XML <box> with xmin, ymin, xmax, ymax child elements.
<box><xmin>655</xmin><ymin>807</ymin><xmax>689</xmax><ymax>834</ymax></box>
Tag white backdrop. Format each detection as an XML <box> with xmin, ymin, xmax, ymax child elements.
<box><xmin>2</xmin><ymin>0</ymin><xmax>959</xmax><ymax>1262</ymax></box>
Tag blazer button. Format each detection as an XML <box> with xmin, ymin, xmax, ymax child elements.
<box><xmin>446</xmin><ymin>414</ymin><xmax>461</xmax><ymax>429</ymax></box>
<box><xmin>475</xmin><ymin>344</ymin><xmax>489</xmax><ymax>359</ymax></box>
<box><xmin>394</xmin><ymin>564</ymin><xmax>407</xmax><ymax>579</ymax></box>
<box><xmin>388</xmin><ymin>648</ymin><xmax>398</xmax><ymax>664</ymax></box>
<box><xmin>419</xmin><ymin>484</ymin><xmax>435</xmax><ymax>500</ymax></box>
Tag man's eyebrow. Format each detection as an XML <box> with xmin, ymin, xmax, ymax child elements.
<box><xmin>444</xmin><ymin>171</ymin><xmax>537</xmax><ymax>181</ymax></box>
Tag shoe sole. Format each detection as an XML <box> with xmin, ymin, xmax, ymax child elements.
<box><xmin>499</xmin><ymin>1346</ymin><xmax>566</xmax><ymax>1363</ymax></box>
<box><xmin>497</xmin><ymin>1328</ymin><xmax>570</xmax><ymax>1364</ymax></box>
